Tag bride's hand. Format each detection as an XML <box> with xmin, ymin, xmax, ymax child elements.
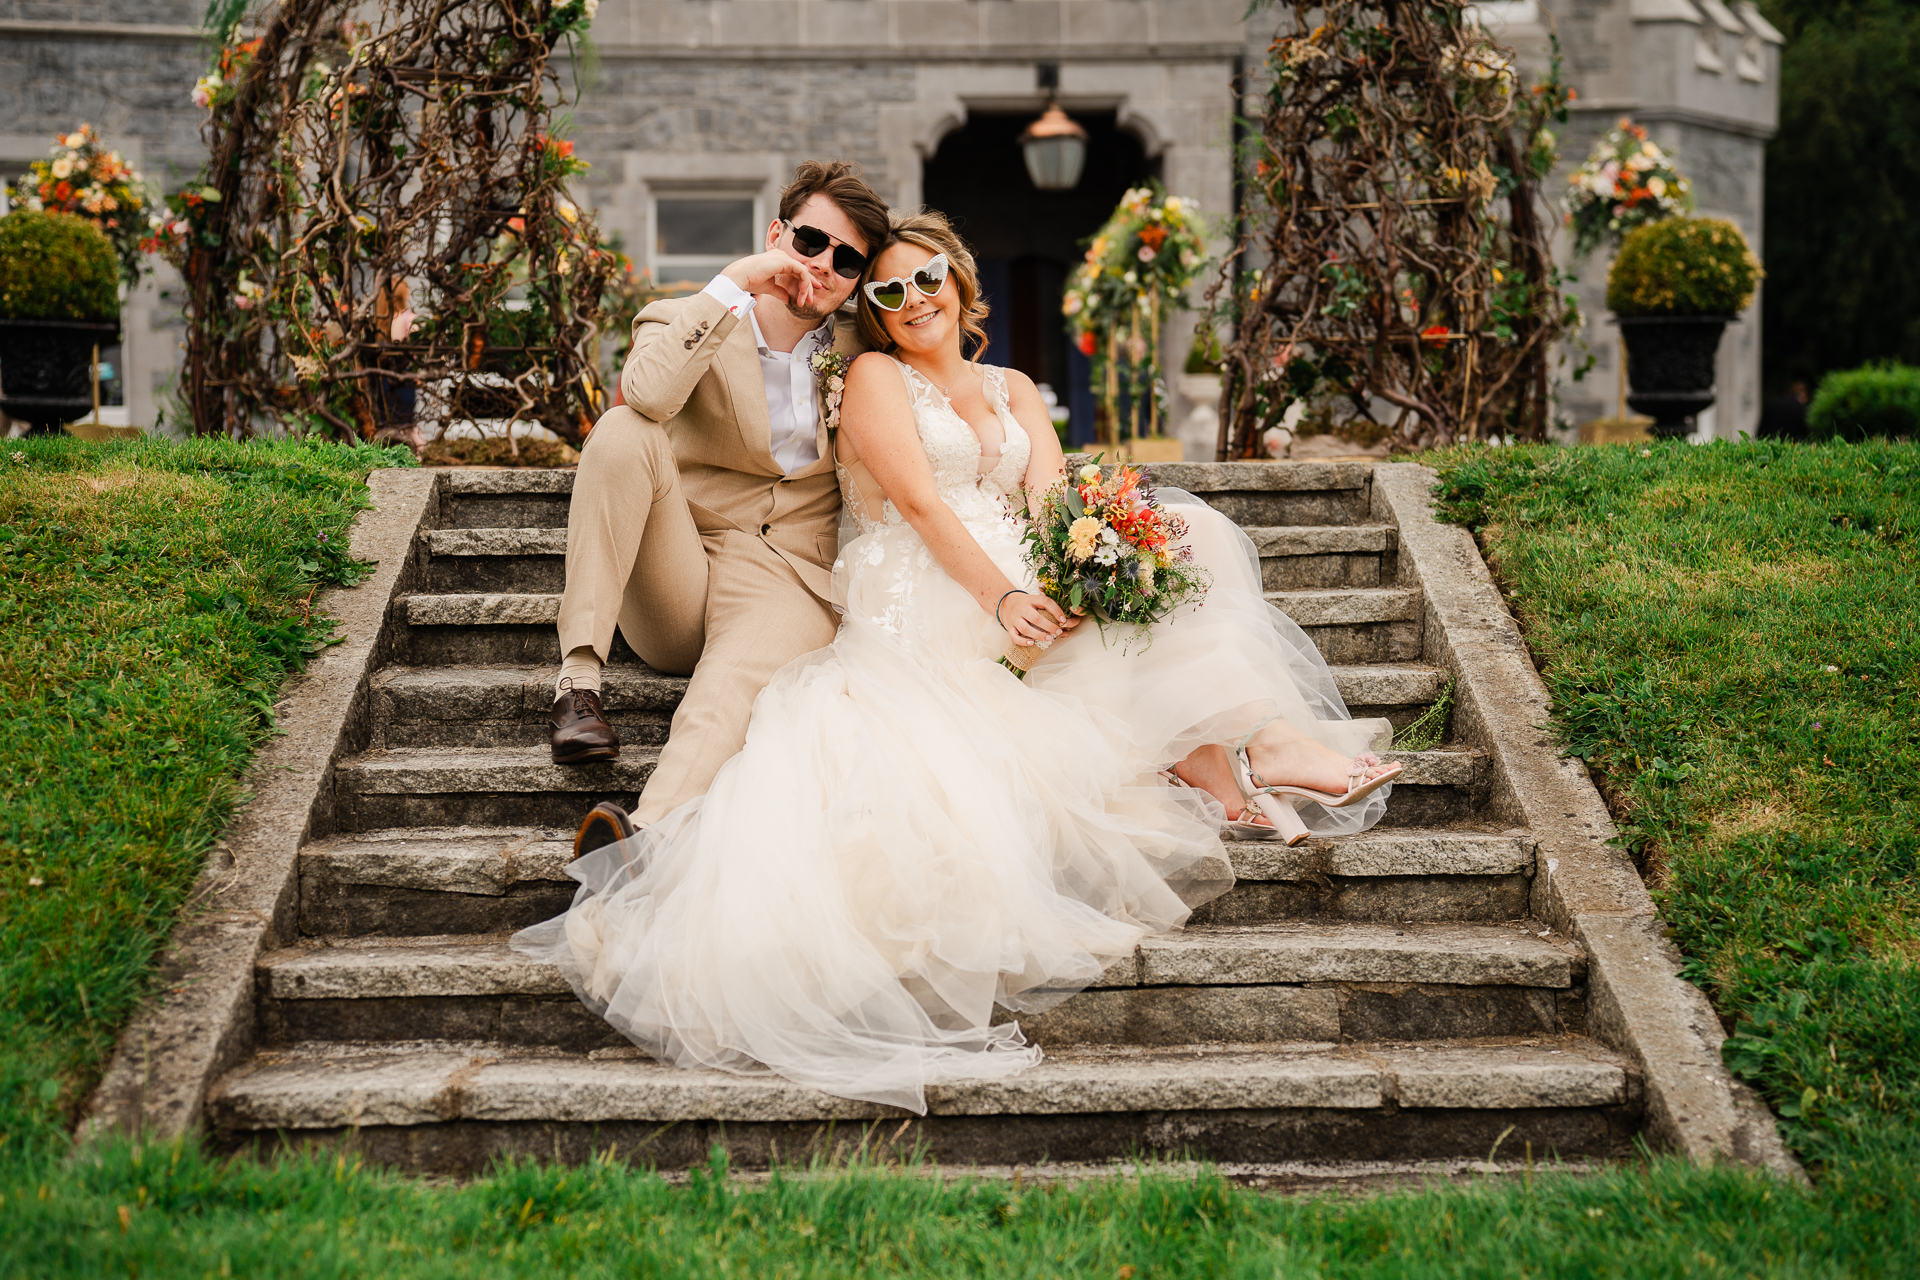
<box><xmin>1001</xmin><ymin>592</ymin><xmax>1074</xmax><ymax>646</ymax></box>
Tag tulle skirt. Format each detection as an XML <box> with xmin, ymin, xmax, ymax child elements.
<box><xmin>511</xmin><ymin>493</ymin><xmax>1392</xmax><ymax>1113</ymax></box>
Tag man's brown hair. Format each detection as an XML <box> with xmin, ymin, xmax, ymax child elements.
<box><xmin>778</xmin><ymin>160</ymin><xmax>891</xmax><ymax>258</ymax></box>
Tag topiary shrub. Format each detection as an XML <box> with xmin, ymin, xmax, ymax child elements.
<box><xmin>1607</xmin><ymin>216</ymin><xmax>1762</xmax><ymax>317</ymax></box>
<box><xmin>1807</xmin><ymin>363</ymin><xmax>1920</xmax><ymax>441</ymax></box>
<box><xmin>0</xmin><ymin>210</ymin><xmax>119</xmax><ymax>322</ymax></box>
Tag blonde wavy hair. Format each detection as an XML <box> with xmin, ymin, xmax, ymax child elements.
<box><xmin>854</xmin><ymin>210</ymin><xmax>991</xmax><ymax>362</ymax></box>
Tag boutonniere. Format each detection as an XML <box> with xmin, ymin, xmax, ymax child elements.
<box><xmin>809</xmin><ymin>349</ymin><xmax>852</xmax><ymax>431</ymax></box>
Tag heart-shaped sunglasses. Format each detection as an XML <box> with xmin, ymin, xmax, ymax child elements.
<box><xmin>785</xmin><ymin>220</ymin><xmax>869</xmax><ymax>279</ymax></box>
<box><xmin>862</xmin><ymin>253</ymin><xmax>950</xmax><ymax>311</ymax></box>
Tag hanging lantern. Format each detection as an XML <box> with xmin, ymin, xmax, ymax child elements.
<box><xmin>1019</xmin><ymin>99</ymin><xmax>1087</xmax><ymax>191</ymax></box>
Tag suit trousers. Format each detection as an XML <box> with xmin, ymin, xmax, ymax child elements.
<box><xmin>559</xmin><ymin>406</ymin><xmax>839</xmax><ymax>826</ymax></box>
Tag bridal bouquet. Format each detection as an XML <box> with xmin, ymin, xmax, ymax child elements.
<box><xmin>1002</xmin><ymin>460</ymin><xmax>1208</xmax><ymax>676</ymax></box>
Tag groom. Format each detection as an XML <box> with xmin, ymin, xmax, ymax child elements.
<box><xmin>549</xmin><ymin>160</ymin><xmax>891</xmax><ymax>857</ymax></box>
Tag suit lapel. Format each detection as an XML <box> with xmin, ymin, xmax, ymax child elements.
<box><xmin>722</xmin><ymin>320</ymin><xmax>777</xmax><ymax>472</ymax></box>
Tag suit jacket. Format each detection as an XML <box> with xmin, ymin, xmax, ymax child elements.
<box><xmin>618</xmin><ymin>291</ymin><xmax>864</xmax><ymax>602</ymax></box>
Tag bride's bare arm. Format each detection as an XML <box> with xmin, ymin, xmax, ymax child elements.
<box><xmin>838</xmin><ymin>353</ymin><xmax>1070</xmax><ymax>644</ymax></box>
<box><xmin>1002</xmin><ymin>367</ymin><xmax>1069</xmax><ymax>495</ymax></box>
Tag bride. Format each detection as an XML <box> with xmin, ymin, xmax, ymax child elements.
<box><xmin>512</xmin><ymin>212</ymin><xmax>1399</xmax><ymax>1113</ymax></box>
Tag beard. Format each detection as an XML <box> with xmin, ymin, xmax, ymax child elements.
<box><xmin>782</xmin><ymin>289</ymin><xmax>842</xmax><ymax>324</ymax></box>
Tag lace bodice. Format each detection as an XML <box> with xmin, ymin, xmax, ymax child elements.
<box><xmin>837</xmin><ymin>359</ymin><xmax>1031</xmax><ymax>537</ymax></box>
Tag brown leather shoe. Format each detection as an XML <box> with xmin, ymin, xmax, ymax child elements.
<box><xmin>550</xmin><ymin>684</ymin><xmax>620</xmax><ymax>764</ymax></box>
<box><xmin>573</xmin><ymin>800</ymin><xmax>636</xmax><ymax>860</ymax></box>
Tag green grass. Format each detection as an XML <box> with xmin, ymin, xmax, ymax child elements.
<box><xmin>6</xmin><ymin>434</ymin><xmax>1919</xmax><ymax>1274</ymax></box>
<box><xmin>0</xmin><ymin>1137</ymin><xmax>1914</xmax><ymax>1278</ymax></box>
<box><xmin>1428</xmin><ymin>438</ymin><xmax>1919</xmax><ymax>1172</ymax></box>
<box><xmin>0</xmin><ymin>435</ymin><xmax>411</xmax><ymax>1163</ymax></box>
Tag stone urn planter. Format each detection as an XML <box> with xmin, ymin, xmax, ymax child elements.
<box><xmin>1618</xmin><ymin>314</ymin><xmax>1730</xmax><ymax>439</ymax></box>
<box><xmin>0</xmin><ymin>318</ymin><xmax>121</xmax><ymax>433</ymax></box>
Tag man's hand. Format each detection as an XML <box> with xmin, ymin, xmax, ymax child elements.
<box><xmin>721</xmin><ymin>250</ymin><xmax>820</xmax><ymax>312</ymax></box>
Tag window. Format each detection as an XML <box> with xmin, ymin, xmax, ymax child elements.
<box><xmin>652</xmin><ymin>194</ymin><xmax>758</xmax><ymax>287</ymax></box>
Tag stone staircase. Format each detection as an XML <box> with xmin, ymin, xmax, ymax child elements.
<box><xmin>204</xmin><ymin>462</ymin><xmax>1641</xmax><ymax>1175</ymax></box>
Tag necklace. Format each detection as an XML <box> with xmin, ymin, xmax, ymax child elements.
<box><xmin>922</xmin><ymin>365</ymin><xmax>972</xmax><ymax>399</ymax></box>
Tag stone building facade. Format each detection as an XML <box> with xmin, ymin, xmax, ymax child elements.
<box><xmin>0</xmin><ymin>0</ymin><xmax>1780</xmax><ymax>448</ymax></box>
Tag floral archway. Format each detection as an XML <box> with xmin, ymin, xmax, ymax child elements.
<box><xmin>162</xmin><ymin>0</ymin><xmax>617</xmax><ymax>444</ymax></box>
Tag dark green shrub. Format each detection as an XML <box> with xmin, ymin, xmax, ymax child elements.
<box><xmin>1807</xmin><ymin>362</ymin><xmax>1920</xmax><ymax>441</ymax></box>
<box><xmin>0</xmin><ymin>210</ymin><xmax>119</xmax><ymax>322</ymax></box>
<box><xmin>1607</xmin><ymin>216</ymin><xmax>1762</xmax><ymax>317</ymax></box>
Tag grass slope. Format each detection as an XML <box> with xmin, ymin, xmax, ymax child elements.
<box><xmin>1430</xmin><ymin>439</ymin><xmax>1919</xmax><ymax>1171</ymax></box>
<box><xmin>2</xmin><ymin>1139</ymin><xmax>1915</xmax><ymax>1278</ymax></box>
<box><xmin>0</xmin><ymin>436</ymin><xmax>410</xmax><ymax>1162</ymax></box>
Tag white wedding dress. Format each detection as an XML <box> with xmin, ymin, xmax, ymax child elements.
<box><xmin>512</xmin><ymin>359</ymin><xmax>1393</xmax><ymax>1113</ymax></box>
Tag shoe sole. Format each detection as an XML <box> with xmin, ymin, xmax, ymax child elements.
<box><xmin>552</xmin><ymin>745</ymin><xmax>620</xmax><ymax>765</ymax></box>
<box><xmin>573</xmin><ymin>807</ymin><xmax>635</xmax><ymax>861</ymax></box>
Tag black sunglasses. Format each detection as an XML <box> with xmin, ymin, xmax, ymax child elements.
<box><xmin>784</xmin><ymin>220</ymin><xmax>868</xmax><ymax>279</ymax></box>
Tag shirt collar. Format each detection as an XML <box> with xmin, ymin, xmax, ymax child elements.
<box><xmin>746</xmin><ymin>308</ymin><xmax>834</xmax><ymax>360</ymax></box>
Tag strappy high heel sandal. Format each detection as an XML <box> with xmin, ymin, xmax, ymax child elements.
<box><xmin>1228</xmin><ymin>717</ymin><xmax>1404</xmax><ymax>847</ymax></box>
<box><xmin>1160</xmin><ymin>769</ymin><xmax>1282</xmax><ymax>841</ymax></box>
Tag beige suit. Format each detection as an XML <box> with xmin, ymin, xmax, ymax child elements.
<box><xmin>559</xmin><ymin>290</ymin><xmax>862</xmax><ymax>825</ymax></box>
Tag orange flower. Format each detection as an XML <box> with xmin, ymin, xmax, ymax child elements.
<box><xmin>1421</xmin><ymin>324</ymin><xmax>1450</xmax><ymax>347</ymax></box>
<box><xmin>1078</xmin><ymin>330</ymin><xmax>1097</xmax><ymax>356</ymax></box>
<box><xmin>1138</xmin><ymin>224</ymin><xmax>1169</xmax><ymax>251</ymax></box>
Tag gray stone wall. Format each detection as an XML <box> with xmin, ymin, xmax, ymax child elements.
<box><xmin>0</xmin><ymin>1</ymin><xmax>1777</xmax><ymax>447</ymax></box>
<box><xmin>0</xmin><ymin>13</ymin><xmax>210</xmax><ymax>431</ymax></box>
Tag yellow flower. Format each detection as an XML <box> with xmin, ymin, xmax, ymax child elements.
<box><xmin>1067</xmin><ymin>516</ymin><xmax>1102</xmax><ymax>562</ymax></box>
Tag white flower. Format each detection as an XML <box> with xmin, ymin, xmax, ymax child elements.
<box><xmin>1094</xmin><ymin>545</ymin><xmax>1120</xmax><ymax>566</ymax></box>
<box><xmin>50</xmin><ymin>157</ymin><xmax>72</xmax><ymax>180</ymax></box>
<box><xmin>1077</xmin><ymin>463</ymin><xmax>1102</xmax><ymax>484</ymax></box>
<box><xmin>582</xmin><ymin>0</ymin><xmax>600</xmax><ymax>17</ymax></box>
<box><xmin>1647</xmin><ymin>176</ymin><xmax>1667</xmax><ymax>198</ymax></box>
<box><xmin>1100</xmin><ymin>526</ymin><xmax>1119</xmax><ymax>546</ymax></box>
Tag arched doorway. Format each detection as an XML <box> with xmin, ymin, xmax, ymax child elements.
<box><xmin>921</xmin><ymin>110</ymin><xmax>1155</xmax><ymax>444</ymax></box>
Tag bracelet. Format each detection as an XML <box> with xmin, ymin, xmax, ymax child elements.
<box><xmin>995</xmin><ymin>588</ymin><xmax>1025</xmax><ymax>629</ymax></box>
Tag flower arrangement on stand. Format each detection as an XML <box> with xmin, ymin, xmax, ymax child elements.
<box><xmin>1003</xmin><ymin>460</ymin><xmax>1208</xmax><ymax>677</ymax></box>
<box><xmin>1564</xmin><ymin>118</ymin><xmax>1694</xmax><ymax>258</ymax></box>
<box><xmin>10</xmin><ymin>124</ymin><xmax>158</xmax><ymax>289</ymax></box>
<box><xmin>1061</xmin><ymin>184</ymin><xmax>1207</xmax><ymax>452</ymax></box>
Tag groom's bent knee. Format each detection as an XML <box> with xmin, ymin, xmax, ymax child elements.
<box><xmin>580</xmin><ymin>406</ymin><xmax>677</xmax><ymax>496</ymax></box>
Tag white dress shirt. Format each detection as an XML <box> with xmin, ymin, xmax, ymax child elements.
<box><xmin>701</xmin><ymin>274</ymin><xmax>833</xmax><ymax>474</ymax></box>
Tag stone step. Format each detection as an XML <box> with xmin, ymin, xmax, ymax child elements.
<box><xmin>326</xmin><ymin>745</ymin><xmax>1478</xmax><ymax>833</ymax></box>
<box><xmin>332</xmin><ymin>747</ymin><xmax>658</xmax><ymax>830</ymax></box>
<box><xmin>424</xmin><ymin>528</ymin><xmax>567</xmax><ymax>594</ymax></box>
<box><xmin>367</xmin><ymin>661</ymin><xmax>1450</xmax><ymax>749</ymax></box>
<box><xmin>207</xmin><ymin>1037</ymin><xmax>1636</xmax><ymax>1174</ymax></box>
<box><xmin>438</xmin><ymin>468</ymin><xmax>573</xmax><ymax>530</ymax></box>
<box><xmin>420</xmin><ymin>524</ymin><xmax>1401</xmax><ymax>594</ymax></box>
<box><xmin>431</xmin><ymin>461</ymin><xmax>1382</xmax><ymax>529</ymax></box>
<box><xmin>254</xmin><ymin>921</ymin><xmax>1581</xmax><ymax>1050</ymax></box>
<box><xmin>397</xmin><ymin>587</ymin><xmax>1424</xmax><ymax>666</ymax></box>
<box><xmin>1245</xmin><ymin>524</ymin><xmax>1395</xmax><ymax>589</ymax></box>
<box><xmin>406</xmin><ymin>587</ymin><xmax>1421</xmax><ymax>631</ymax></box>
<box><xmin>297</xmin><ymin>825</ymin><xmax>1533</xmax><ymax>938</ymax></box>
